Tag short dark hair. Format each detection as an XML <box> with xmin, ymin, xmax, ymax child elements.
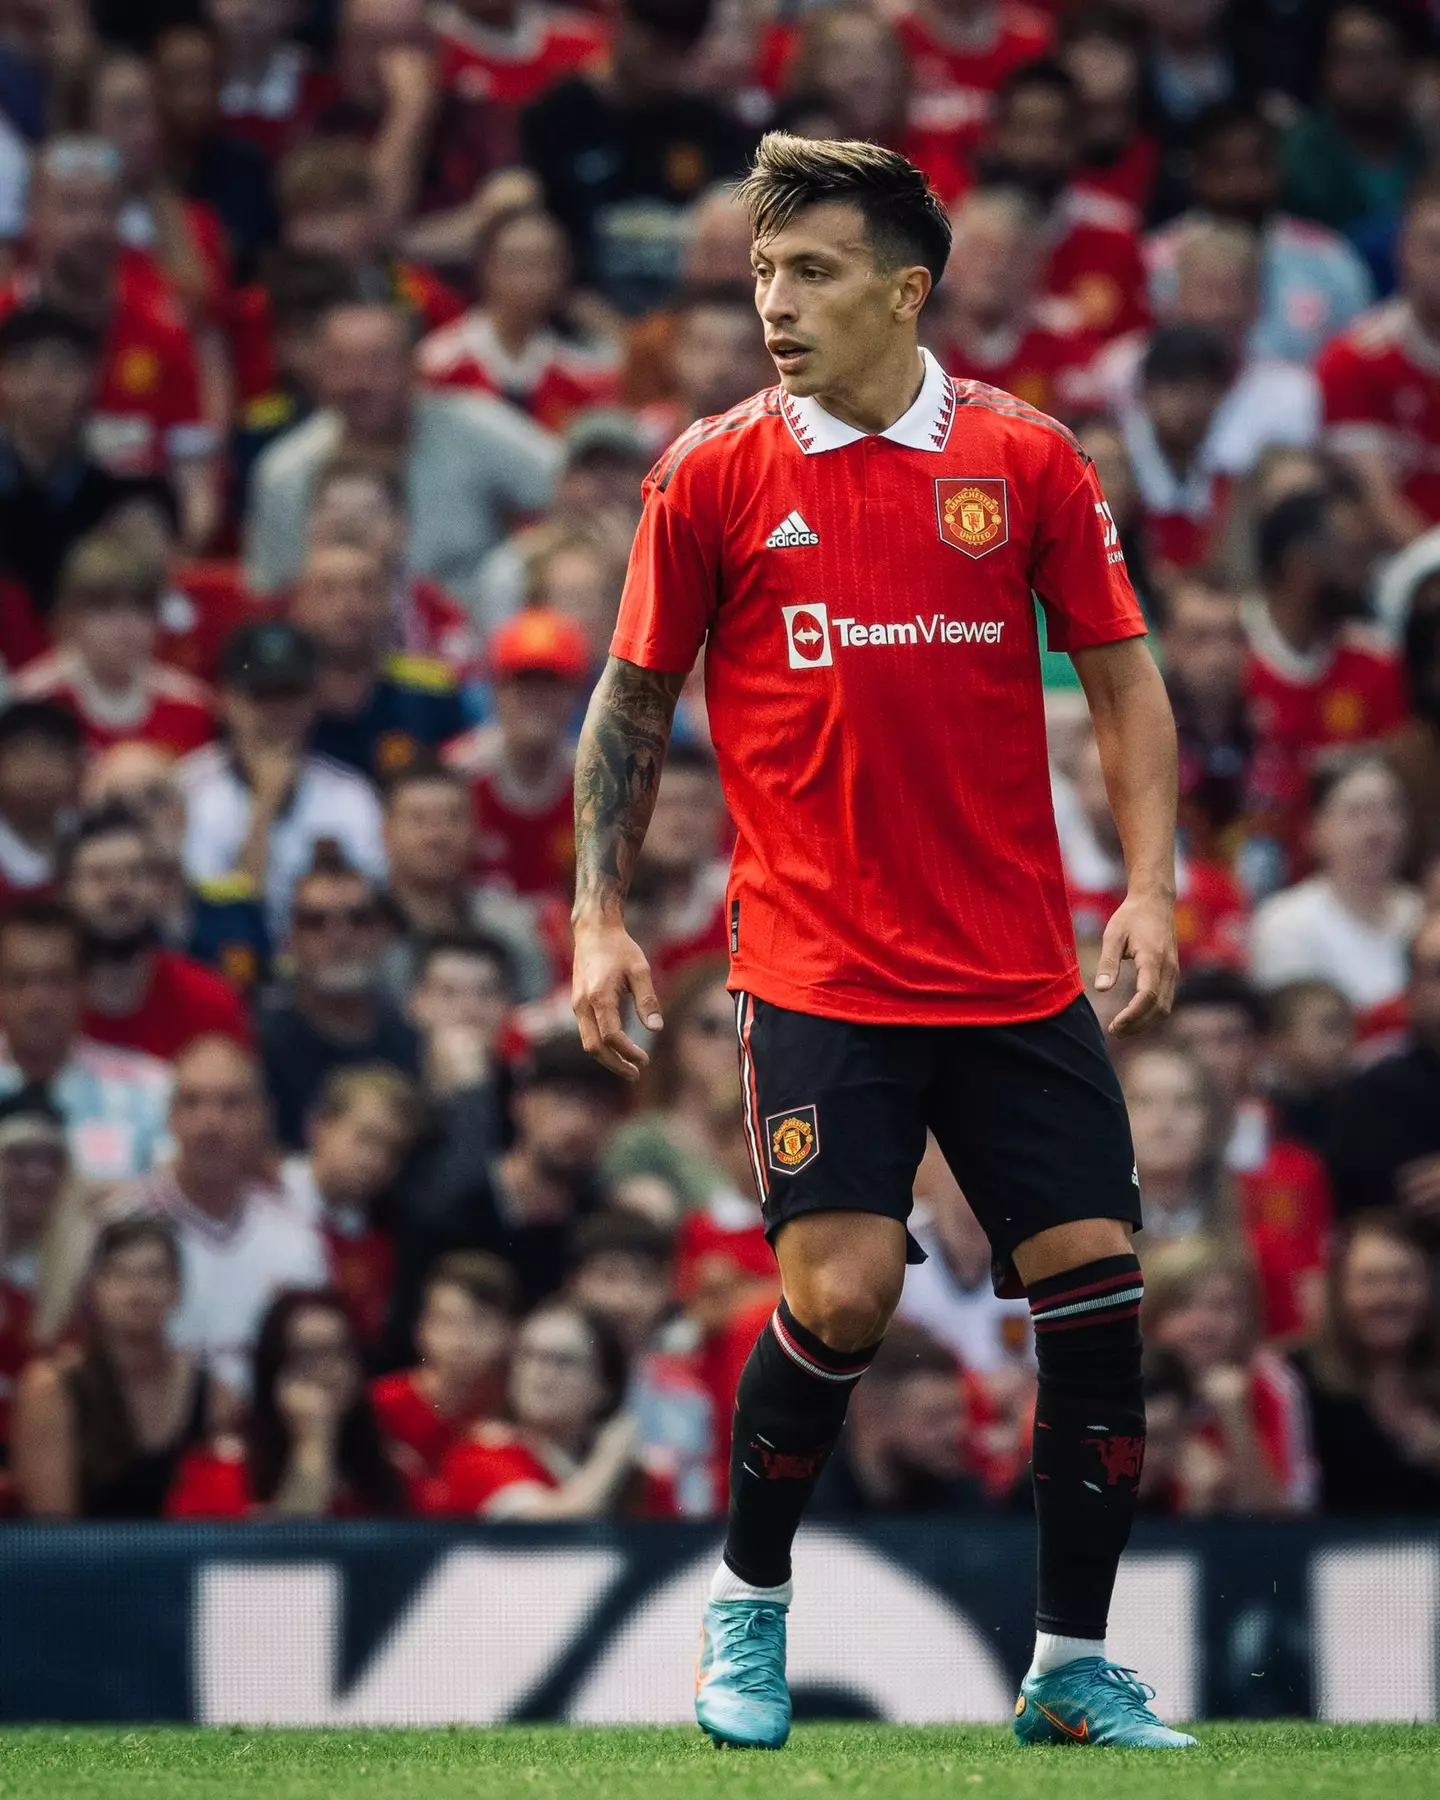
<box><xmin>622</xmin><ymin>0</ymin><xmax>714</xmax><ymax>51</ymax></box>
<box><xmin>59</xmin><ymin>802</ymin><xmax>150</xmax><ymax>883</ymax></box>
<box><xmin>1265</xmin><ymin>977</ymin><xmax>1352</xmax><ymax>1036</ymax></box>
<box><xmin>0</xmin><ymin>303</ymin><xmax>102</xmax><ymax>365</ymax></box>
<box><xmin>1310</xmin><ymin>747</ymin><xmax>1398</xmax><ymax>816</ymax></box>
<box><xmin>414</xmin><ymin>930</ymin><xmax>515</xmax><ymax>992</ymax></box>
<box><xmin>1140</xmin><ymin>323</ymin><xmax>1232</xmax><ymax>388</ymax></box>
<box><xmin>382</xmin><ymin>760</ymin><xmax>470</xmax><ymax>809</ymax></box>
<box><xmin>567</xmin><ymin>1211</ymin><xmax>674</xmax><ymax>1275</ymax></box>
<box><xmin>1171</xmin><ymin>967</ymin><xmax>1269</xmax><ymax>1032</ymax></box>
<box><xmin>515</xmin><ymin>1029</ymin><xmax>629</xmax><ymax>1105</ymax></box>
<box><xmin>0</xmin><ymin>896</ymin><xmax>84</xmax><ymax>965</ymax></box>
<box><xmin>736</xmin><ymin>131</ymin><xmax>952</xmax><ymax>286</ymax></box>
<box><xmin>261</xmin><ymin>251</ymin><xmax>362</xmax><ymax>332</ymax></box>
<box><xmin>424</xmin><ymin>1249</ymin><xmax>522</xmax><ymax>1319</ymax></box>
<box><xmin>1190</xmin><ymin>101</ymin><xmax>1278</xmax><ymax>163</ymax></box>
<box><xmin>996</xmin><ymin>56</ymin><xmax>1079</xmax><ymax>116</ymax></box>
<box><xmin>1256</xmin><ymin>488</ymin><xmax>1330</xmax><ymax>582</ymax></box>
<box><xmin>91</xmin><ymin>1215</ymin><xmax>182</xmax><ymax>1283</ymax></box>
<box><xmin>0</xmin><ymin>700</ymin><xmax>85</xmax><ymax>760</ymax></box>
<box><xmin>865</xmin><ymin>1321</ymin><xmax>959</xmax><ymax>1385</ymax></box>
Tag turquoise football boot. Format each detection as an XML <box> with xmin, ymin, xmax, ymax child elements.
<box><xmin>694</xmin><ymin>1600</ymin><xmax>791</xmax><ymax>1749</ymax></box>
<box><xmin>1014</xmin><ymin>1658</ymin><xmax>1198</xmax><ymax>1748</ymax></box>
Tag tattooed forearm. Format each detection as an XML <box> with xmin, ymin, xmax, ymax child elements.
<box><xmin>573</xmin><ymin>656</ymin><xmax>687</xmax><ymax>922</ymax></box>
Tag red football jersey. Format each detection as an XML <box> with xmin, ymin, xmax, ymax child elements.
<box><xmin>416</xmin><ymin>311</ymin><xmax>621</xmax><ymax>432</ymax></box>
<box><xmin>898</xmin><ymin>2</ymin><xmax>1053</xmax><ymax>151</ymax></box>
<box><xmin>372</xmin><ymin>1368</ymin><xmax>501</xmax><ymax>1478</ymax></box>
<box><xmin>0</xmin><ymin>252</ymin><xmax>208</xmax><ymax>477</ymax></box>
<box><xmin>1244</xmin><ymin>611</ymin><xmax>1408</xmax><ymax>762</ymax></box>
<box><xmin>157</xmin><ymin>560</ymin><xmax>276</xmax><ymax>685</ymax></box>
<box><xmin>1318</xmin><ymin>299</ymin><xmax>1440</xmax><ymax>524</ymax></box>
<box><xmin>443</xmin><ymin>725</ymin><xmax>576</xmax><ymax>899</ymax></box>
<box><xmin>217</xmin><ymin>45</ymin><xmax>331</xmax><ymax>159</ymax></box>
<box><xmin>1070</xmin><ymin>853</ymin><xmax>1247</xmax><ymax>969</ymax></box>
<box><xmin>0</xmin><ymin>1282</ymin><xmax>33</xmax><ymax>1458</ymax></box>
<box><xmin>322</xmin><ymin>1222</ymin><xmax>395</xmax><ymax>1351</ymax></box>
<box><xmin>433</xmin><ymin>1</ymin><xmax>607</xmax><ymax>105</ymax></box>
<box><xmin>82</xmin><ymin>947</ymin><xmax>252</xmax><ymax>1061</ymax></box>
<box><xmin>1042</xmin><ymin>192</ymin><xmax>1151</xmax><ymax>340</ymax></box>
<box><xmin>398</xmin><ymin>575</ymin><xmax>483</xmax><ymax>677</ymax></box>
<box><xmin>1237</xmin><ymin>1138</ymin><xmax>1333</xmax><ymax>1341</ymax></box>
<box><xmin>14</xmin><ymin>653</ymin><xmax>216</xmax><ymax>758</ymax></box>
<box><xmin>612</xmin><ymin>351</ymin><xmax>1145</xmax><ymax>1023</ymax></box>
<box><xmin>940</xmin><ymin>316</ymin><xmax>1101</xmax><ymax>418</ymax></box>
<box><xmin>426</xmin><ymin>1423</ymin><xmax>677</xmax><ymax>1518</ymax></box>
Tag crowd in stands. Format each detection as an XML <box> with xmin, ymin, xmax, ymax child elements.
<box><xmin>0</xmin><ymin>0</ymin><xmax>1439</xmax><ymax>1525</ymax></box>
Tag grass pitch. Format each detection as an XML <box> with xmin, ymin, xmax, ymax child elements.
<box><xmin>0</xmin><ymin>1723</ymin><xmax>1435</xmax><ymax>1800</ymax></box>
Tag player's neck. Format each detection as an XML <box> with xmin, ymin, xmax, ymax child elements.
<box><xmin>810</xmin><ymin>343</ymin><xmax>927</xmax><ymax>438</ymax></box>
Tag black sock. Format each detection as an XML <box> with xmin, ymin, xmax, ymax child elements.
<box><xmin>1028</xmin><ymin>1254</ymin><xmax>1146</xmax><ymax>1641</ymax></box>
<box><xmin>723</xmin><ymin>1297</ymin><xmax>880</xmax><ymax>1588</ymax></box>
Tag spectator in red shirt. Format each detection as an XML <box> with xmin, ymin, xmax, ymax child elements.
<box><xmin>373</xmin><ymin>1250</ymin><xmax>519</xmax><ymax>1479</ymax></box>
<box><xmin>1159</xmin><ymin>573</ymin><xmax>1289</xmax><ymax>890</ymax></box>
<box><xmin>975</xmin><ymin>58</ymin><xmax>1149</xmax><ymax>338</ymax></box>
<box><xmin>1318</xmin><ymin>177</ymin><xmax>1440</xmax><ymax>548</ymax></box>
<box><xmin>1119</xmin><ymin>322</ymin><xmax>1233</xmax><ymax>575</ymax></box>
<box><xmin>1265</xmin><ymin>977</ymin><xmax>1357</xmax><ymax>1159</ymax></box>
<box><xmin>896</xmin><ymin>0</ymin><xmax>1052</xmax><ymax>158</ymax></box>
<box><xmin>628</xmin><ymin>743</ymin><xmax>729</xmax><ymax>987</ymax></box>
<box><xmin>1245</xmin><ymin>487</ymin><xmax>1407</xmax><ymax>840</ymax></box>
<box><xmin>1142</xmin><ymin>1236</ymin><xmax>1314</xmax><ymax>1514</ymax></box>
<box><xmin>1058</xmin><ymin>7</ymin><xmax>1156</xmax><ymax>218</ymax></box>
<box><xmin>432</xmin><ymin>0</ymin><xmax>608</xmax><ymax>109</ymax></box>
<box><xmin>282</xmin><ymin>1064</ymin><xmax>424</xmax><ymax>1351</ymax></box>
<box><xmin>0</xmin><ymin>703</ymin><xmax>84</xmax><ymax>903</ymax></box>
<box><xmin>937</xmin><ymin>187</ymin><xmax>1098</xmax><ymax>417</ymax></box>
<box><xmin>206</xmin><ymin>0</ymin><xmax>330</xmax><ymax>160</ymax></box>
<box><xmin>167</xmin><ymin>1287</ymin><xmax>409</xmax><ymax>1517</ymax></box>
<box><xmin>304</xmin><ymin>453</ymin><xmax>481</xmax><ymax>676</ymax></box>
<box><xmin>417</xmin><ymin>204</ymin><xmax>620</xmax><ymax>434</ymax></box>
<box><xmin>0</xmin><ymin>137</ymin><xmax>219</xmax><ymax>551</ymax></box>
<box><xmin>15</xmin><ymin>535</ymin><xmax>216</xmax><ymax>759</ymax></box>
<box><xmin>427</xmin><ymin>1298</ymin><xmax>674</xmax><ymax>1518</ymax></box>
<box><xmin>1170</xmin><ymin>969</ymin><xmax>1335</xmax><ymax>1338</ymax></box>
<box><xmin>270</xmin><ymin>138</ymin><xmax>463</xmax><ymax>340</ymax></box>
<box><xmin>1061</xmin><ymin>722</ymin><xmax>1247</xmax><ymax>968</ymax></box>
<box><xmin>444</xmin><ymin>609</ymin><xmax>589</xmax><ymax>902</ymax></box>
<box><xmin>64</xmin><ymin>804</ymin><xmax>253</xmax><ymax>1061</ymax></box>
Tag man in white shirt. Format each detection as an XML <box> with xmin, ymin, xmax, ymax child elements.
<box><xmin>178</xmin><ymin>620</ymin><xmax>386</xmax><ymax>935</ymax></box>
<box><xmin>108</xmin><ymin>1034</ymin><xmax>328</xmax><ymax>1391</ymax></box>
<box><xmin>0</xmin><ymin>897</ymin><xmax>170</xmax><ymax>1182</ymax></box>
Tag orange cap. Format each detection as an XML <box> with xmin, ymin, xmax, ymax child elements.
<box><xmin>488</xmin><ymin>608</ymin><xmax>591</xmax><ymax>683</ymax></box>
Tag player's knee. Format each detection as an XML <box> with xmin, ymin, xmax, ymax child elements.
<box><xmin>789</xmin><ymin>1263</ymin><xmax>901</xmax><ymax>1352</ymax></box>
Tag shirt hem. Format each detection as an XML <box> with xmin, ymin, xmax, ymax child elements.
<box><xmin>725</xmin><ymin>964</ymin><xmax>1085</xmax><ymax>1027</ymax></box>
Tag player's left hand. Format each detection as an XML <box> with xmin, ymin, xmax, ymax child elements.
<box><xmin>1095</xmin><ymin>891</ymin><xmax>1178</xmax><ymax>1037</ymax></box>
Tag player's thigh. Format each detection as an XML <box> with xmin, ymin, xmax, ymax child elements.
<box><xmin>734</xmin><ymin>990</ymin><xmax>932</xmax><ymax>1273</ymax></box>
<box><xmin>923</xmin><ymin>995</ymin><xmax>1139</xmax><ymax>1296</ymax></box>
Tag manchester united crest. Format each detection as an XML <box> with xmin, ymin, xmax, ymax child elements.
<box><xmin>936</xmin><ymin>478</ymin><xmax>1009</xmax><ymax>558</ymax></box>
<box><xmin>766</xmin><ymin>1105</ymin><xmax>820</xmax><ymax>1175</ymax></box>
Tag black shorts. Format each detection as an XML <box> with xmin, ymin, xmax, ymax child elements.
<box><xmin>732</xmin><ymin>990</ymin><xmax>1140</xmax><ymax>1296</ymax></box>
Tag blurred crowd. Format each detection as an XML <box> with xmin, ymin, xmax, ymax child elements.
<box><xmin>0</xmin><ymin>0</ymin><xmax>1439</xmax><ymax>1525</ymax></box>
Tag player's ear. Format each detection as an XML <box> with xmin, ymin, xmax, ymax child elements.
<box><xmin>894</xmin><ymin>264</ymin><xmax>932</xmax><ymax>325</ymax></box>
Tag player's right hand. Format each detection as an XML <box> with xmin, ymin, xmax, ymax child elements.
<box><xmin>571</xmin><ymin>915</ymin><xmax>663</xmax><ymax>1081</ymax></box>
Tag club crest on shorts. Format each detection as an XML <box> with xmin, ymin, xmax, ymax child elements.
<box><xmin>936</xmin><ymin>477</ymin><xmax>1008</xmax><ymax>558</ymax></box>
<box><xmin>766</xmin><ymin>1105</ymin><xmax>820</xmax><ymax>1174</ymax></box>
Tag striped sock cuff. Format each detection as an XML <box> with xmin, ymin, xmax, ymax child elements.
<box><xmin>1027</xmin><ymin>1255</ymin><xmax>1144</xmax><ymax>1335</ymax></box>
<box><xmin>769</xmin><ymin>1298</ymin><xmax>880</xmax><ymax>1384</ymax></box>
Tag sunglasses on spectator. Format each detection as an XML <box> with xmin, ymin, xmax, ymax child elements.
<box><xmin>292</xmin><ymin>905</ymin><xmax>380</xmax><ymax>932</ymax></box>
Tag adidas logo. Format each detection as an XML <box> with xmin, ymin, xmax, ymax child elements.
<box><xmin>765</xmin><ymin>510</ymin><xmax>819</xmax><ymax>549</ymax></box>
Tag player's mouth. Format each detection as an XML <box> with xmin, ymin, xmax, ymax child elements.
<box><xmin>767</xmin><ymin>339</ymin><xmax>811</xmax><ymax>374</ymax></box>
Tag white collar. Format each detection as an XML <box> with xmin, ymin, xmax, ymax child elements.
<box><xmin>779</xmin><ymin>348</ymin><xmax>957</xmax><ymax>455</ymax></box>
<box><xmin>1242</xmin><ymin>592</ymin><xmax>1337</xmax><ymax>686</ymax></box>
<box><xmin>219</xmin><ymin>43</ymin><xmax>306</xmax><ymax>118</ymax></box>
<box><xmin>0</xmin><ymin>815</ymin><xmax>53</xmax><ymax>889</ymax></box>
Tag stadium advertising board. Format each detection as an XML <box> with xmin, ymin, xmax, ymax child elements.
<box><xmin>0</xmin><ymin>1520</ymin><xmax>1433</xmax><ymax>1724</ymax></box>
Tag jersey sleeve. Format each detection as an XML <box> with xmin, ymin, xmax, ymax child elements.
<box><xmin>1317</xmin><ymin>338</ymin><xmax>1389</xmax><ymax>457</ymax></box>
<box><xmin>610</xmin><ymin>471</ymin><xmax>720</xmax><ymax>673</ymax></box>
<box><xmin>1030</xmin><ymin>448</ymin><xmax>1146</xmax><ymax>653</ymax></box>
